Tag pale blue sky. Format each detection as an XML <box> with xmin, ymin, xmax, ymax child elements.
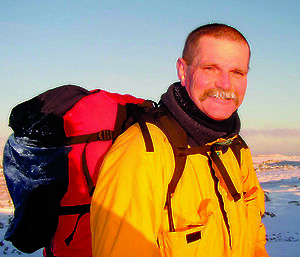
<box><xmin>1</xmin><ymin>0</ymin><xmax>300</xmax><ymax>155</ymax></box>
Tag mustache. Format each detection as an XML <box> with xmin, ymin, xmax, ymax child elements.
<box><xmin>199</xmin><ymin>88</ymin><xmax>239</xmax><ymax>106</ymax></box>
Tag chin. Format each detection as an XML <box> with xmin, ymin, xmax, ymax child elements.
<box><xmin>200</xmin><ymin>99</ymin><xmax>238</xmax><ymax>120</ymax></box>
<box><xmin>210</xmin><ymin>116</ymin><xmax>231</xmax><ymax>121</ymax></box>
<box><xmin>206</xmin><ymin>109</ymin><xmax>236</xmax><ymax>120</ymax></box>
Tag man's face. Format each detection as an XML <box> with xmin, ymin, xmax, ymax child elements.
<box><xmin>177</xmin><ymin>36</ymin><xmax>250</xmax><ymax>120</ymax></box>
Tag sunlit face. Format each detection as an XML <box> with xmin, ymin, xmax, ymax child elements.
<box><xmin>177</xmin><ymin>36</ymin><xmax>250</xmax><ymax>120</ymax></box>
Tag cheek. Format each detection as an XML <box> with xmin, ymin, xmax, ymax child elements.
<box><xmin>236</xmin><ymin>81</ymin><xmax>247</xmax><ymax>101</ymax></box>
<box><xmin>189</xmin><ymin>73</ymin><xmax>211</xmax><ymax>93</ymax></box>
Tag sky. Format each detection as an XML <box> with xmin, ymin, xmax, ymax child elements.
<box><xmin>0</xmin><ymin>0</ymin><xmax>300</xmax><ymax>156</ymax></box>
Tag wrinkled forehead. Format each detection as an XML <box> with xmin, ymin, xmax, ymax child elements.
<box><xmin>191</xmin><ymin>36</ymin><xmax>251</xmax><ymax>67</ymax></box>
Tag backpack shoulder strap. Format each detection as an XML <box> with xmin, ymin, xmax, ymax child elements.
<box><xmin>208</xmin><ymin>136</ymin><xmax>249</xmax><ymax>203</ymax></box>
<box><xmin>141</xmin><ymin>106</ymin><xmax>188</xmax><ymax>232</ymax></box>
<box><xmin>155</xmin><ymin>108</ymin><xmax>188</xmax><ymax>196</ymax></box>
<box><xmin>118</xmin><ymin>103</ymin><xmax>188</xmax><ymax>204</ymax></box>
<box><xmin>229</xmin><ymin>135</ymin><xmax>248</xmax><ymax>167</ymax></box>
<box><xmin>209</xmin><ymin>144</ymin><xmax>241</xmax><ymax>202</ymax></box>
<box><xmin>126</xmin><ymin>101</ymin><xmax>155</xmax><ymax>152</ymax></box>
<box><xmin>140</xmin><ymin>106</ymin><xmax>188</xmax><ymax>196</ymax></box>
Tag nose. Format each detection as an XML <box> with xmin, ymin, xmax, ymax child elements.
<box><xmin>215</xmin><ymin>72</ymin><xmax>231</xmax><ymax>90</ymax></box>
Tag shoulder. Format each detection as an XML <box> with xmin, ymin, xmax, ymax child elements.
<box><xmin>112</xmin><ymin>122</ymin><xmax>174</xmax><ymax>156</ymax></box>
<box><xmin>97</xmin><ymin>122</ymin><xmax>175</xmax><ymax>200</ymax></box>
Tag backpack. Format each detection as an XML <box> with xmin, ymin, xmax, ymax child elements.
<box><xmin>3</xmin><ymin>85</ymin><xmax>148</xmax><ymax>255</ymax></box>
<box><xmin>3</xmin><ymin>84</ymin><xmax>248</xmax><ymax>255</ymax></box>
<box><xmin>2</xmin><ymin>84</ymin><xmax>188</xmax><ymax>255</ymax></box>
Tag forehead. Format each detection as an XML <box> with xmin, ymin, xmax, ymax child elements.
<box><xmin>192</xmin><ymin>36</ymin><xmax>250</xmax><ymax>67</ymax></box>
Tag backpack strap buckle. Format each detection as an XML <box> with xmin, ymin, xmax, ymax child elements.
<box><xmin>97</xmin><ymin>130</ymin><xmax>113</xmax><ymax>141</ymax></box>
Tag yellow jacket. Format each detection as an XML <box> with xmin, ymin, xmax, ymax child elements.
<box><xmin>91</xmin><ymin>123</ymin><xmax>269</xmax><ymax>257</ymax></box>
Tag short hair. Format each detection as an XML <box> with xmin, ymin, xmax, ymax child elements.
<box><xmin>182</xmin><ymin>23</ymin><xmax>250</xmax><ymax>65</ymax></box>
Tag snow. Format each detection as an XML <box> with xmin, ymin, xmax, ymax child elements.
<box><xmin>254</xmin><ymin>155</ymin><xmax>300</xmax><ymax>257</ymax></box>
<box><xmin>1</xmin><ymin>154</ymin><xmax>300</xmax><ymax>256</ymax></box>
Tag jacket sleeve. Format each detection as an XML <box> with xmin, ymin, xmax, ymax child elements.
<box><xmin>90</xmin><ymin>123</ymin><xmax>174</xmax><ymax>257</ymax></box>
<box><xmin>242</xmin><ymin>149</ymin><xmax>270</xmax><ymax>257</ymax></box>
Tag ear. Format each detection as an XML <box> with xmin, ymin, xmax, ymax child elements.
<box><xmin>176</xmin><ymin>58</ymin><xmax>187</xmax><ymax>87</ymax></box>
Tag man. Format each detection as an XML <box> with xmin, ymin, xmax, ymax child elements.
<box><xmin>91</xmin><ymin>23</ymin><xmax>269</xmax><ymax>256</ymax></box>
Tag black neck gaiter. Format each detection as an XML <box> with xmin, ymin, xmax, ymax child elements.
<box><xmin>160</xmin><ymin>82</ymin><xmax>241</xmax><ymax>146</ymax></box>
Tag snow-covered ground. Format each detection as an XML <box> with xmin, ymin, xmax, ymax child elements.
<box><xmin>253</xmin><ymin>155</ymin><xmax>300</xmax><ymax>257</ymax></box>
<box><xmin>1</xmin><ymin>154</ymin><xmax>300</xmax><ymax>256</ymax></box>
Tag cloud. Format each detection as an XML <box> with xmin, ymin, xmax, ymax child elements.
<box><xmin>241</xmin><ymin>128</ymin><xmax>300</xmax><ymax>156</ymax></box>
<box><xmin>241</xmin><ymin>128</ymin><xmax>300</xmax><ymax>138</ymax></box>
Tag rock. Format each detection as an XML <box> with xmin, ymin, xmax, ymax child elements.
<box><xmin>288</xmin><ymin>200</ymin><xmax>300</xmax><ymax>206</ymax></box>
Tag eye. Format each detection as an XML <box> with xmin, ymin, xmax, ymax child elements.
<box><xmin>232</xmin><ymin>69</ymin><xmax>246</xmax><ymax>77</ymax></box>
<box><xmin>203</xmin><ymin>66</ymin><xmax>216</xmax><ymax>72</ymax></box>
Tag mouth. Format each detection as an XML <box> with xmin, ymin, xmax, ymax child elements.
<box><xmin>208</xmin><ymin>90</ymin><xmax>236</xmax><ymax>101</ymax></box>
<box><xmin>201</xmin><ymin>89</ymin><xmax>239</xmax><ymax>106</ymax></box>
